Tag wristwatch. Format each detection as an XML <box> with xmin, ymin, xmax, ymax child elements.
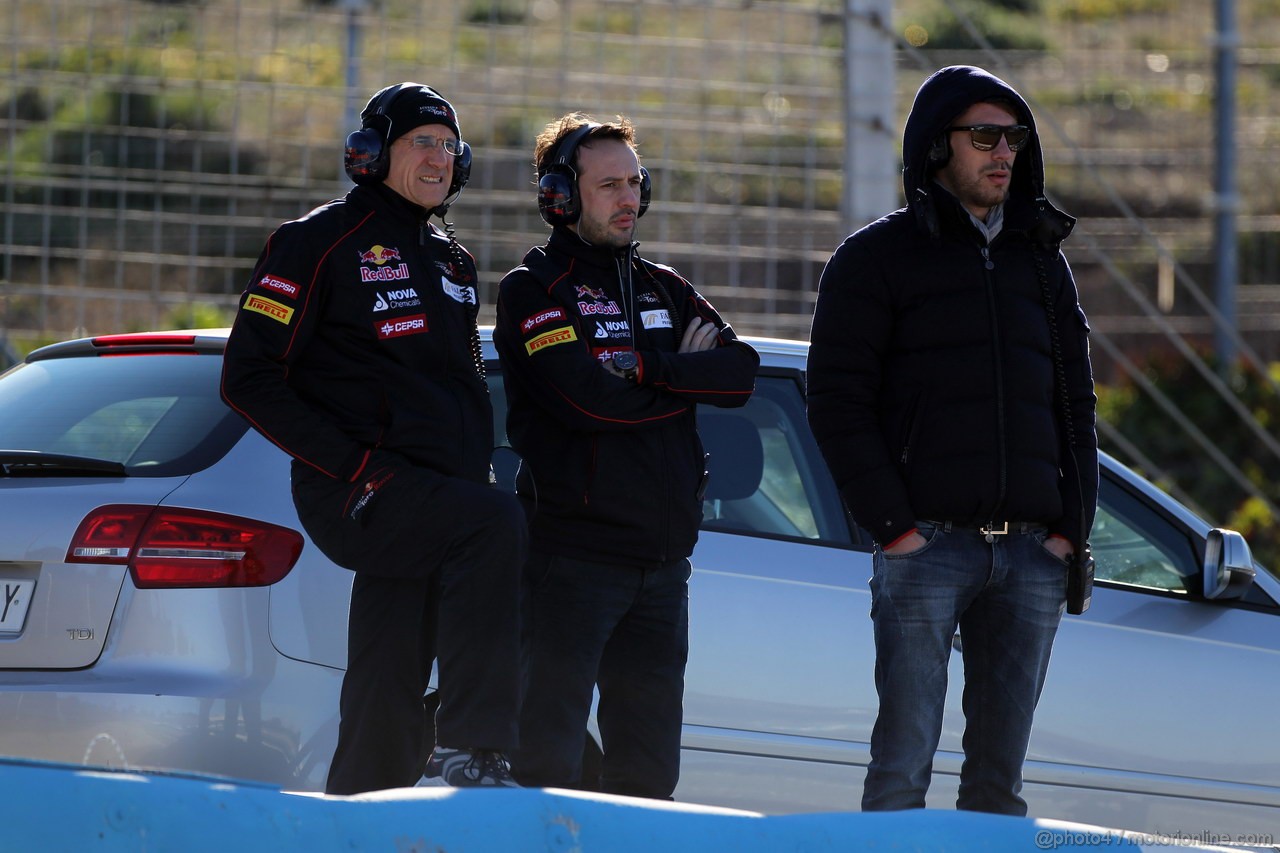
<box><xmin>610</xmin><ymin>351</ymin><xmax>639</xmax><ymax>381</ymax></box>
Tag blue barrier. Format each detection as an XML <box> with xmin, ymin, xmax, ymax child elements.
<box><xmin>1</xmin><ymin>757</ymin><xmax>1240</xmax><ymax>852</ymax></box>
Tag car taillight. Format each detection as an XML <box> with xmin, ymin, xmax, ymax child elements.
<box><xmin>91</xmin><ymin>334</ymin><xmax>201</xmax><ymax>357</ymax></box>
<box><xmin>67</xmin><ymin>504</ymin><xmax>304</xmax><ymax>588</ymax></box>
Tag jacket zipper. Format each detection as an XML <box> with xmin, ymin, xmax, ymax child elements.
<box><xmin>981</xmin><ymin>243</ymin><xmax>1009</xmax><ymax>515</ymax></box>
<box><xmin>583</xmin><ymin>436</ymin><xmax>597</xmax><ymax>506</ymax></box>
<box><xmin>899</xmin><ymin>390</ymin><xmax>923</xmax><ymax>465</ymax></box>
<box><xmin>420</xmin><ymin>216</ymin><xmax>475</xmax><ymax>474</ymax></box>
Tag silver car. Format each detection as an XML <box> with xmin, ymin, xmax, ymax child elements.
<box><xmin>1</xmin><ymin>329</ymin><xmax>1276</xmax><ymax>836</ymax></box>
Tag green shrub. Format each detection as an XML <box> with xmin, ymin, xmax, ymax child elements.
<box><xmin>1098</xmin><ymin>354</ymin><xmax>1280</xmax><ymax>575</ymax></box>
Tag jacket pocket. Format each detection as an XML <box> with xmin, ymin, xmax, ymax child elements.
<box><xmin>341</xmin><ymin>462</ymin><xmax>398</xmax><ymax>528</ymax></box>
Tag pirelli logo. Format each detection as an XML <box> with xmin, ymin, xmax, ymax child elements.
<box><xmin>244</xmin><ymin>295</ymin><xmax>294</xmax><ymax>324</ymax></box>
<box><xmin>526</xmin><ymin>325</ymin><xmax>577</xmax><ymax>355</ymax></box>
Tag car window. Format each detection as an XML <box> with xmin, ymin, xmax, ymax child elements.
<box><xmin>0</xmin><ymin>355</ymin><xmax>247</xmax><ymax>477</ymax></box>
<box><xmin>485</xmin><ymin>368</ymin><xmax>856</xmax><ymax>548</ymax></box>
<box><xmin>1093</xmin><ymin>474</ymin><xmax>1199</xmax><ymax>594</ymax></box>
<box><xmin>697</xmin><ymin>374</ymin><xmax>853</xmax><ymax>547</ymax></box>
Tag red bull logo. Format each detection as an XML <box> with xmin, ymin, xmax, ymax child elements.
<box><xmin>359</xmin><ymin>245</ymin><xmax>402</xmax><ymax>265</ymax></box>
<box><xmin>360</xmin><ymin>263</ymin><xmax>411</xmax><ymax>283</ymax></box>
<box><xmin>578</xmin><ymin>301</ymin><xmax>622</xmax><ymax>316</ymax></box>
<box><xmin>575</xmin><ymin>285</ymin><xmax>606</xmax><ymax>302</ymax></box>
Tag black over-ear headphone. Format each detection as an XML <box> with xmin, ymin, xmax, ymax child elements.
<box><xmin>536</xmin><ymin>123</ymin><xmax>651</xmax><ymax>227</ymax></box>
<box><xmin>344</xmin><ymin>83</ymin><xmax>472</xmax><ymax>204</ymax></box>
<box><xmin>928</xmin><ymin>133</ymin><xmax>951</xmax><ymax>167</ymax></box>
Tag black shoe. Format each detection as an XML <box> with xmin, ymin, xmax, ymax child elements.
<box><xmin>417</xmin><ymin>746</ymin><xmax>519</xmax><ymax>788</ymax></box>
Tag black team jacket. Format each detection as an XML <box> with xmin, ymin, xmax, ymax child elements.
<box><xmin>806</xmin><ymin>65</ymin><xmax>1098</xmax><ymax>552</ymax></box>
<box><xmin>495</xmin><ymin>229</ymin><xmax>759</xmax><ymax>566</ymax></box>
<box><xmin>221</xmin><ymin>182</ymin><xmax>491</xmax><ymax>487</ymax></box>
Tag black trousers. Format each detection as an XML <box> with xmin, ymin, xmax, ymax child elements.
<box><xmin>292</xmin><ymin>451</ymin><xmax>527</xmax><ymax>795</ymax></box>
<box><xmin>512</xmin><ymin>551</ymin><xmax>691</xmax><ymax>799</ymax></box>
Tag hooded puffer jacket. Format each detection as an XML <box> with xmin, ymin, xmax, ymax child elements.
<box><xmin>807</xmin><ymin>65</ymin><xmax>1097</xmax><ymax>550</ymax></box>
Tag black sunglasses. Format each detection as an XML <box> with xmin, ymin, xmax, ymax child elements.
<box><xmin>947</xmin><ymin>124</ymin><xmax>1031</xmax><ymax>152</ymax></box>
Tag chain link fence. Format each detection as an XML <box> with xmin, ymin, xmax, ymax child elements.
<box><xmin>5</xmin><ymin>0</ymin><xmax>861</xmax><ymax>346</ymax></box>
<box><xmin>4</xmin><ymin>0</ymin><xmax>1279</xmax><ymax>359</ymax></box>
<box><xmin>6</xmin><ymin>0</ymin><xmax>1280</xmax><ymax>556</ymax></box>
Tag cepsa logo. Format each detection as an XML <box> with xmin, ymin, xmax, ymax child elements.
<box><xmin>259</xmin><ymin>274</ymin><xmax>300</xmax><ymax>300</ymax></box>
<box><xmin>374</xmin><ymin>314</ymin><xmax>427</xmax><ymax>340</ymax></box>
<box><xmin>520</xmin><ymin>308</ymin><xmax>567</xmax><ymax>334</ymax></box>
<box><xmin>358</xmin><ymin>245</ymin><xmax>402</xmax><ymax>266</ymax></box>
<box><xmin>592</xmin><ymin>347</ymin><xmax>631</xmax><ymax>363</ymax></box>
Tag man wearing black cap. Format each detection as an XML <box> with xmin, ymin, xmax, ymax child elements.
<box><xmin>221</xmin><ymin>83</ymin><xmax>526</xmax><ymax>793</ymax></box>
<box><xmin>807</xmin><ymin>66</ymin><xmax>1097</xmax><ymax>815</ymax></box>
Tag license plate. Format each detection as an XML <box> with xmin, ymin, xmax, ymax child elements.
<box><xmin>1</xmin><ymin>579</ymin><xmax>36</xmax><ymax>634</ymax></box>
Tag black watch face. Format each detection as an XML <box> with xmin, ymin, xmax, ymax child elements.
<box><xmin>613</xmin><ymin>351</ymin><xmax>638</xmax><ymax>371</ymax></box>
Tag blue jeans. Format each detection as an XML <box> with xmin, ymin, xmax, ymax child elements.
<box><xmin>862</xmin><ymin>522</ymin><xmax>1067</xmax><ymax>815</ymax></box>
<box><xmin>512</xmin><ymin>552</ymin><xmax>691</xmax><ymax>799</ymax></box>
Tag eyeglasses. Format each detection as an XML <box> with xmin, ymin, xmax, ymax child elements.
<box><xmin>400</xmin><ymin>134</ymin><xmax>463</xmax><ymax>156</ymax></box>
<box><xmin>946</xmin><ymin>124</ymin><xmax>1030</xmax><ymax>152</ymax></box>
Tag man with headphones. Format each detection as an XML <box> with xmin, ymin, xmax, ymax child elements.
<box><xmin>492</xmin><ymin>113</ymin><xmax>759</xmax><ymax>798</ymax></box>
<box><xmin>221</xmin><ymin>83</ymin><xmax>526</xmax><ymax>793</ymax></box>
<box><xmin>807</xmin><ymin>66</ymin><xmax>1096</xmax><ymax>815</ymax></box>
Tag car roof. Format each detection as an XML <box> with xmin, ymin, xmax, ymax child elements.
<box><xmin>19</xmin><ymin>326</ymin><xmax>1266</xmax><ymax>574</ymax></box>
<box><xmin>22</xmin><ymin>327</ymin><xmax>811</xmax><ymax>365</ymax></box>
<box><xmin>24</xmin><ymin>330</ymin><xmax>233</xmax><ymax>361</ymax></box>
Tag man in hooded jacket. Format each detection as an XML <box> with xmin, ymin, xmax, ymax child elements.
<box><xmin>806</xmin><ymin>66</ymin><xmax>1097</xmax><ymax>815</ymax></box>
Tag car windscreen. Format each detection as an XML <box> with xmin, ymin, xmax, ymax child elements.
<box><xmin>0</xmin><ymin>353</ymin><xmax>248</xmax><ymax>477</ymax></box>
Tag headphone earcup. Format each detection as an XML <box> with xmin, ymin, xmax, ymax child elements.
<box><xmin>449</xmin><ymin>141</ymin><xmax>472</xmax><ymax>198</ymax></box>
<box><xmin>345</xmin><ymin>126</ymin><xmax>389</xmax><ymax>185</ymax></box>
<box><xmin>637</xmin><ymin>166</ymin><xmax>651</xmax><ymax>218</ymax></box>
<box><xmin>538</xmin><ymin>167</ymin><xmax>579</xmax><ymax>227</ymax></box>
<box><xmin>928</xmin><ymin>134</ymin><xmax>950</xmax><ymax>166</ymax></box>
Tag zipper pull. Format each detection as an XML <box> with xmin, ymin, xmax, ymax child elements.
<box><xmin>981</xmin><ymin>246</ymin><xmax>994</xmax><ymax>271</ymax></box>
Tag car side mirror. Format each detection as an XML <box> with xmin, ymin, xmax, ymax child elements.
<box><xmin>1202</xmin><ymin>528</ymin><xmax>1257</xmax><ymax>601</ymax></box>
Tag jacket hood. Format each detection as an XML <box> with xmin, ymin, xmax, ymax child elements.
<box><xmin>903</xmin><ymin>65</ymin><xmax>1073</xmax><ymax>245</ymax></box>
